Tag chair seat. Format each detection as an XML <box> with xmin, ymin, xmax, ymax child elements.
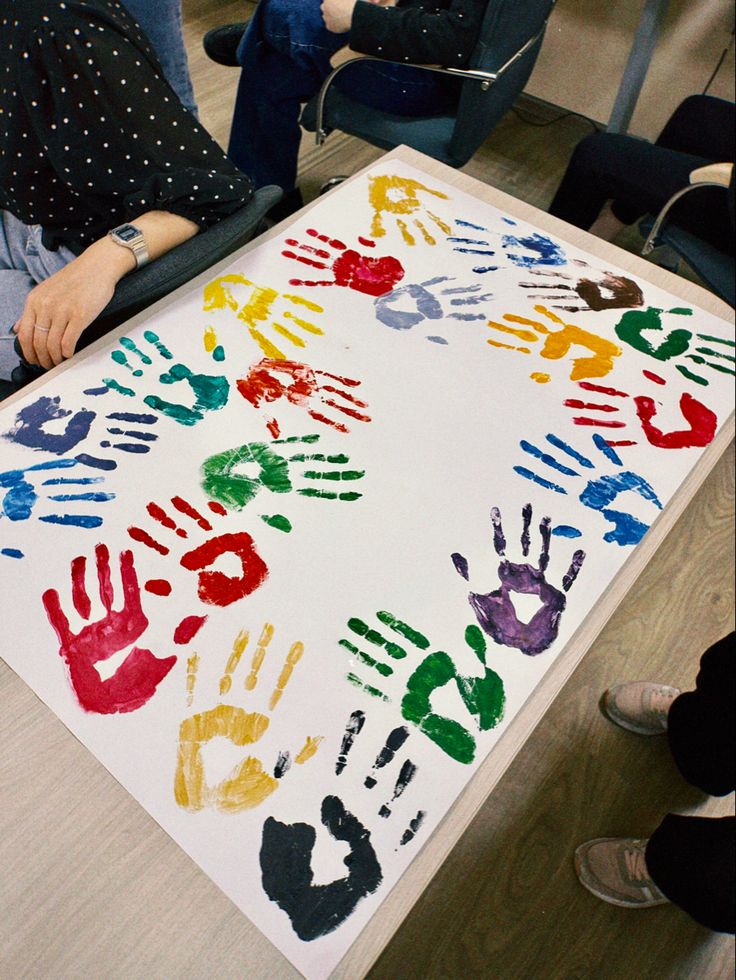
<box><xmin>300</xmin><ymin>92</ymin><xmax>458</xmax><ymax>165</ymax></box>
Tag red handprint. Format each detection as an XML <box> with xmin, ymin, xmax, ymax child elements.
<box><xmin>42</xmin><ymin>544</ymin><xmax>177</xmax><ymax>714</ymax></box>
<box><xmin>237</xmin><ymin>358</ymin><xmax>371</xmax><ymax>439</ymax></box>
<box><xmin>282</xmin><ymin>228</ymin><xmax>404</xmax><ymax>297</ymax></box>
<box><xmin>128</xmin><ymin>496</ymin><xmax>269</xmax><ymax>608</ymax></box>
<box><xmin>564</xmin><ymin>370</ymin><xmax>717</xmax><ymax>449</ymax></box>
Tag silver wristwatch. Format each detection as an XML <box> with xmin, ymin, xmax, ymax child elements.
<box><xmin>108</xmin><ymin>222</ymin><xmax>150</xmax><ymax>268</ymax></box>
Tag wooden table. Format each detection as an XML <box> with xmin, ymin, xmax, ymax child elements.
<box><xmin>1</xmin><ymin>146</ymin><xmax>733</xmax><ymax>979</ymax></box>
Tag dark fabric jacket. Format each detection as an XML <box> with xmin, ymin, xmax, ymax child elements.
<box><xmin>350</xmin><ymin>0</ymin><xmax>486</xmax><ymax>67</ymax></box>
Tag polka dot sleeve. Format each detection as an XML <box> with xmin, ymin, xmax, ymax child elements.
<box><xmin>15</xmin><ymin>16</ymin><xmax>252</xmax><ymax>240</ymax></box>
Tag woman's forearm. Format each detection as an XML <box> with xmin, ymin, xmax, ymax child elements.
<box><xmin>14</xmin><ymin>210</ymin><xmax>199</xmax><ymax>370</ymax></box>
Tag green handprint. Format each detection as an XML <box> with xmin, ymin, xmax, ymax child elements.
<box><xmin>341</xmin><ymin>612</ymin><xmax>505</xmax><ymax>764</ymax></box>
<box><xmin>201</xmin><ymin>434</ymin><xmax>365</xmax><ymax>512</ymax></box>
<box><xmin>103</xmin><ymin>330</ymin><xmax>229</xmax><ymax>425</ymax></box>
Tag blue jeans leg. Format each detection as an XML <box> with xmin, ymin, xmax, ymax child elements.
<box><xmin>227</xmin><ymin>0</ymin><xmax>460</xmax><ymax>190</ymax></box>
<box><xmin>228</xmin><ymin>0</ymin><xmax>348</xmax><ymax>190</ymax></box>
<box><xmin>122</xmin><ymin>0</ymin><xmax>198</xmax><ymax>116</ymax></box>
<box><xmin>0</xmin><ymin>213</ymin><xmax>75</xmax><ymax>381</ymax></box>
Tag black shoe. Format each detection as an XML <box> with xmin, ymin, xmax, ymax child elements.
<box><xmin>203</xmin><ymin>23</ymin><xmax>248</xmax><ymax>67</ymax></box>
<box><xmin>263</xmin><ymin>188</ymin><xmax>305</xmax><ymax>228</ymax></box>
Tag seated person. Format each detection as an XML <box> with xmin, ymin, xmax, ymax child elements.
<box><xmin>0</xmin><ymin>0</ymin><xmax>253</xmax><ymax>385</ymax></box>
<box><xmin>206</xmin><ymin>0</ymin><xmax>488</xmax><ymax>213</ymax></box>
<box><xmin>548</xmin><ymin>95</ymin><xmax>735</xmax><ymax>252</ymax></box>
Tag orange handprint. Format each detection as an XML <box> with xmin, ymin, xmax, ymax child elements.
<box><xmin>486</xmin><ymin>305</ymin><xmax>622</xmax><ymax>383</ymax></box>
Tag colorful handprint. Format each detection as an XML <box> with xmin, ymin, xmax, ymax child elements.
<box><xmin>175</xmin><ymin>623</ymin><xmax>321</xmax><ymax>812</ymax></box>
<box><xmin>452</xmin><ymin>504</ymin><xmax>585</xmax><ymax>656</ymax></box>
<box><xmin>203</xmin><ymin>273</ymin><xmax>325</xmax><ymax>361</ymax></box>
<box><xmin>283</xmin><ymin>228</ymin><xmax>404</xmax><ymax>296</ymax></box>
<box><xmin>42</xmin><ymin>544</ymin><xmax>177</xmax><ymax>714</ymax></box>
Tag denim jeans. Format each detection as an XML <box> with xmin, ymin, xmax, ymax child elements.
<box><xmin>228</xmin><ymin>0</ymin><xmax>458</xmax><ymax>191</ymax></box>
<box><xmin>0</xmin><ymin>212</ymin><xmax>75</xmax><ymax>381</ymax></box>
<box><xmin>122</xmin><ymin>0</ymin><xmax>198</xmax><ymax>115</ymax></box>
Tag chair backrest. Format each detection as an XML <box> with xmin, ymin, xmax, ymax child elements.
<box><xmin>80</xmin><ymin>185</ymin><xmax>282</xmax><ymax>349</ymax></box>
<box><xmin>447</xmin><ymin>0</ymin><xmax>556</xmax><ymax>166</ymax></box>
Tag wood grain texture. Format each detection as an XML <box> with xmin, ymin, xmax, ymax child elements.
<box><xmin>1</xmin><ymin>3</ymin><xmax>734</xmax><ymax>975</ymax></box>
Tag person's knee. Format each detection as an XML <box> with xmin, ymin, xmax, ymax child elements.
<box><xmin>261</xmin><ymin>0</ymin><xmax>324</xmax><ymax>49</ymax></box>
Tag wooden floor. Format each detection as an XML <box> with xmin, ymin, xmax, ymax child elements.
<box><xmin>109</xmin><ymin>5</ymin><xmax>736</xmax><ymax>977</ymax></box>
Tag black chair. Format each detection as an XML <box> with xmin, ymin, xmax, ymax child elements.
<box><xmin>300</xmin><ymin>0</ymin><xmax>556</xmax><ymax>169</ymax></box>
<box><xmin>5</xmin><ymin>185</ymin><xmax>282</xmax><ymax>396</ymax></box>
<box><xmin>640</xmin><ymin>162</ymin><xmax>735</xmax><ymax>308</ymax></box>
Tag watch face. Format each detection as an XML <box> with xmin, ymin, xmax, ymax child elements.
<box><xmin>115</xmin><ymin>224</ymin><xmax>140</xmax><ymax>242</ymax></box>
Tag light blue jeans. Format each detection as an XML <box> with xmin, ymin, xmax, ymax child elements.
<box><xmin>0</xmin><ymin>213</ymin><xmax>76</xmax><ymax>381</ymax></box>
<box><xmin>122</xmin><ymin>0</ymin><xmax>198</xmax><ymax>115</ymax></box>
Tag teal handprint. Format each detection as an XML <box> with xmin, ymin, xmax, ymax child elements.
<box><xmin>102</xmin><ymin>330</ymin><xmax>229</xmax><ymax>424</ymax></box>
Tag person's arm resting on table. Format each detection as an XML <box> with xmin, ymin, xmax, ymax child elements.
<box><xmin>12</xmin><ymin>6</ymin><xmax>251</xmax><ymax>370</ymax></box>
<box><xmin>14</xmin><ymin>211</ymin><xmax>199</xmax><ymax>371</ymax></box>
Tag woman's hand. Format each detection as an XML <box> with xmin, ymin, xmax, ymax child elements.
<box><xmin>14</xmin><ymin>210</ymin><xmax>199</xmax><ymax>371</ymax></box>
<box><xmin>321</xmin><ymin>0</ymin><xmax>358</xmax><ymax>34</ymax></box>
<box><xmin>14</xmin><ymin>241</ymin><xmax>133</xmax><ymax>370</ymax></box>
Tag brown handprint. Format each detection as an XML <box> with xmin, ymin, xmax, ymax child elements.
<box><xmin>282</xmin><ymin>228</ymin><xmax>404</xmax><ymax>296</ymax></box>
<box><xmin>519</xmin><ymin>266</ymin><xmax>644</xmax><ymax>312</ymax></box>
<box><xmin>175</xmin><ymin>623</ymin><xmax>322</xmax><ymax>812</ymax></box>
<box><xmin>42</xmin><ymin>544</ymin><xmax>177</xmax><ymax>714</ymax></box>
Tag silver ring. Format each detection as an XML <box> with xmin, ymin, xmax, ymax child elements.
<box><xmin>34</xmin><ymin>325</ymin><xmax>51</xmax><ymax>333</ymax></box>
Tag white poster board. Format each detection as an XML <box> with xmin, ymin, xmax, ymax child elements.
<box><xmin>1</xmin><ymin>159</ymin><xmax>733</xmax><ymax>979</ymax></box>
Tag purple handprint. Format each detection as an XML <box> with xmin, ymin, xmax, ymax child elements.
<box><xmin>452</xmin><ymin>504</ymin><xmax>585</xmax><ymax>656</ymax></box>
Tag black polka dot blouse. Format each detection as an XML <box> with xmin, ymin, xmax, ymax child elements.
<box><xmin>0</xmin><ymin>0</ymin><xmax>253</xmax><ymax>255</ymax></box>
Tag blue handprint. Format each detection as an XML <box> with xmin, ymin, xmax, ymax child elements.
<box><xmin>100</xmin><ymin>330</ymin><xmax>229</xmax><ymax>426</ymax></box>
<box><xmin>514</xmin><ymin>432</ymin><xmax>663</xmax><ymax>546</ymax></box>
<box><xmin>3</xmin><ymin>395</ymin><xmax>160</xmax><ymax>471</ymax></box>
<box><xmin>374</xmin><ymin>276</ymin><xmax>493</xmax><ymax>344</ymax></box>
<box><xmin>449</xmin><ymin>218</ymin><xmax>567</xmax><ymax>274</ymax></box>
<box><xmin>0</xmin><ymin>458</ymin><xmax>114</xmax><ymax>530</ymax></box>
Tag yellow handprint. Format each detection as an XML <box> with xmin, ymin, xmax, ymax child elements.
<box><xmin>368</xmin><ymin>175</ymin><xmax>452</xmax><ymax>246</ymax></box>
<box><xmin>203</xmin><ymin>274</ymin><xmax>325</xmax><ymax>360</ymax></box>
<box><xmin>174</xmin><ymin>623</ymin><xmax>322</xmax><ymax>813</ymax></box>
